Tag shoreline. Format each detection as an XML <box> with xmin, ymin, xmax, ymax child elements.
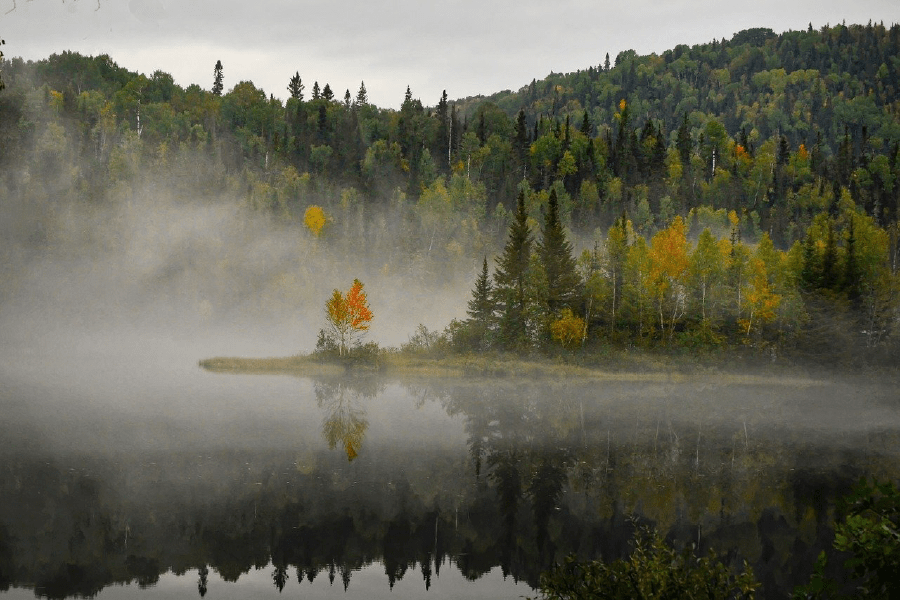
<box><xmin>197</xmin><ymin>353</ymin><xmax>854</xmax><ymax>387</ymax></box>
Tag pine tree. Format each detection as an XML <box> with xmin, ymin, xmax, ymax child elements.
<box><xmin>676</xmin><ymin>112</ymin><xmax>692</xmax><ymax>166</ymax></box>
<box><xmin>821</xmin><ymin>218</ymin><xmax>839</xmax><ymax>290</ymax></box>
<box><xmin>515</xmin><ymin>109</ymin><xmax>529</xmax><ymax>174</ymax></box>
<box><xmin>312</xmin><ymin>81</ymin><xmax>320</xmax><ymax>100</ymax></box>
<box><xmin>844</xmin><ymin>213</ymin><xmax>861</xmax><ymax>303</ymax></box>
<box><xmin>212</xmin><ymin>60</ymin><xmax>223</xmax><ymax>96</ymax></box>
<box><xmin>579</xmin><ymin>109</ymin><xmax>591</xmax><ymax>137</ymax></box>
<box><xmin>355</xmin><ymin>81</ymin><xmax>368</xmax><ymax>105</ymax></box>
<box><xmin>801</xmin><ymin>229</ymin><xmax>820</xmax><ymax>290</ymax></box>
<box><xmin>322</xmin><ymin>83</ymin><xmax>334</xmax><ymax>101</ymax></box>
<box><xmin>466</xmin><ymin>257</ymin><xmax>495</xmax><ymax>349</ymax></box>
<box><xmin>540</xmin><ymin>188</ymin><xmax>581</xmax><ymax>318</ymax></box>
<box><xmin>494</xmin><ymin>190</ymin><xmax>533</xmax><ymax>349</ymax></box>
<box><xmin>287</xmin><ymin>72</ymin><xmax>304</xmax><ymax>100</ymax></box>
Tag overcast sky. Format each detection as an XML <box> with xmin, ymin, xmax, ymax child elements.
<box><xmin>2</xmin><ymin>0</ymin><xmax>899</xmax><ymax>109</ymax></box>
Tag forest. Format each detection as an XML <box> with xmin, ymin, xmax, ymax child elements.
<box><xmin>1</xmin><ymin>22</ymin><xmax>899</xmax><ymax>364</ymax></box>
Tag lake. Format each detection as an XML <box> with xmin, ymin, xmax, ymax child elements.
<box><xmin>1</xmin><ymin>333</ymin><xmax>898</xmax><ymax>599</ymax></box>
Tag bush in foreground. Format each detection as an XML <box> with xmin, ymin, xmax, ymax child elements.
<box><xmin>535</xmin><ymin>528</ymin><xmax>758</xmax><ymax>600</ymax></box>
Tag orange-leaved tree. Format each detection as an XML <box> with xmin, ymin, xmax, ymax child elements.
<box><xmin>324</xmin><ymin>279</ymin><xmax>374</xmax><ymax>356</ymax></box>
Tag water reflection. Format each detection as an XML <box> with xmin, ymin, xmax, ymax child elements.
<box><xmin>0</xmin><ymin>374</ymin><xmax>897</xmax><ymax>598</ymax></box>
<box><xmin>315</xmin><ymin>377</ymin><xmax>381</xmax><ymax>461</ymax></box>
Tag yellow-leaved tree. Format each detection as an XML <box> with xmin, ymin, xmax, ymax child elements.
<box><xmin>550</xmin><ymin>308</ymin><xmax>585</xmax><ymax>349</ymax></box>
<box><xmin>304</xmin><ymin>205</ymin><xmax>326</xmax><ymax>236</ymax></box>
<box><xmin>648</xmin><ymin>216</ymin><xmax>689</xmax><ymax>341</ymax></box>
<box><xmin>324</xmin><ymin>279</ymin><xmax>374</xmax><ymax>356</ymax></box>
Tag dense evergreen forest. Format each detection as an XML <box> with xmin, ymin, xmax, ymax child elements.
<box><xmin>2</xmin><ymin>22</ymin><xmax>899</xmax><ymax>363</ymax></box>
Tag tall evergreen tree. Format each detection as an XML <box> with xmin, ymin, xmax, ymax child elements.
<box><xmin>355</xmin><ymin>81</ymin><xmax>368</xmax><ymax>106</ymax></box>
<box><xmin>322</xmin><ymin>83</ymin><xmax>334</xmax><ymax>101</ymax></box>
<box><xmin>821</xmin><ymin>218</ymin><xmax>839</xmax><ymax>290</ymax></box>
<box><xmin>676</xmin><ymin>112</ymin><xmax>692</xmax><ymax>166</ymax></box>
<box><xmin>311</xmin><ymin>81</ymin><xmax>320</xmax><ymax>100</ymax></box>
<box><xmin>540</xmin><ymin>187</ymin><xmax>581</xmax><ymax>317</ymax></box>
<box><xmin>212</xmin><ymin>60</ymin><xmax>223</xmax><ymax>96</ymax></box>
<box><xmin>466</xmin><ymin>257</ymin><xmax>495</xmax><ymax>349</ymax></box>
<box><xmin>844</xmin><ymin>214</ymin><xmax>861</xmax><ymax>302</ymax></box>
<box><xmin>494</xmin><ymin>190</ymin><xmax>533</xmax><ymax>349</ymax></box>
<box><xmin>287</xmin><ymin>72</ymin><xmax>304</xmax><ymax>100</ymax></box>
<box><xmin>515</xmin><ymin>109</ymin><xmax>529</xmax><ymax>174</ymax></box>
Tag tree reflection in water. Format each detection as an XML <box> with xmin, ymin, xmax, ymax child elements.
<box><xmin>0</xmin><ymin>375</ymin><xmax>898</xmax><ymax>598</ymax></box>
<box><xmin>314</xmin><ymin>376</ymin><xmax>382</xmax><ymax>461</ymax></box>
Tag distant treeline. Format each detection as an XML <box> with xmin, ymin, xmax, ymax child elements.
<box><xmin>1</xmin><ymin>22</ymin><xmax>899</xmax><ymax>360</ymax></box>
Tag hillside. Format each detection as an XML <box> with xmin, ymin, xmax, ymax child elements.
<box><xmin>1</xmin><ymin>22</ymin><xmax>898</xmax><ymax>362</ymax></box>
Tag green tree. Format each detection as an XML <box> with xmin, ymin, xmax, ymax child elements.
<box><xmin>494</xmin><ymin>190</ymin><xmax>533</xmax><ymax>349</ymax></box>
<box><xmin>0</xmin><ymin>37</ymin><xmax>5</xmax><ymax>92</ymax></box>
<box><xmin>287</xmin><ymin>72</ymin><xmax>304</xmax><ymax>100</ymax></box>
<box><xmin>464</xmin><ymin>257</ymin><xmax>495</xmax><ymax>349</ymax></box>
<box><xmin>355</xmin><ymin>81</ymin><xmax>368</xmax><ymax>106</ymax></box>
<box><xmin>538</xmin><ymin>528</ymin><xmax>758</xmax><ymax>600</ymax></box>
<box><xmin>212</xmin><ymin>60</ymin><xmax>223</xmax><ymax>96</ymax></box>
<box><xmin>540</xmin><ymin>187</ymin><xmax>581</xmax><ymax>321</ymax></box>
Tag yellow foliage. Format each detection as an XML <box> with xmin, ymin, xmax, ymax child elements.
<box><xmin>551</xmin><ymin>308</ymin><xmax>585</xmax><ymax>348</ymax></box>
<box><xmin>304</xmin><ymin>205</ymin><xmax>326</xmax><ymax>235</ymax></box>
<box><xmin>325</xmin><ymin>279</ymin><xmax>374</xmax><ymax>356</ymax></box>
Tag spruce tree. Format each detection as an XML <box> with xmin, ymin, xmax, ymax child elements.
<box><xmin>801</xmin><ymin>229</ymin><xmax>820</xmax><ymax>290</ymax></box>
<box><xmin>356</xmin><ymin>81</ymin><xmax>368</xmax><ymax>105</ymax></box>
<box><xmin>466</xmin><ymin>257</ymin><xmax>495</xmax><ymax>349</ymax></box>
<box><xmin>821</xmin><ymin>218</ymin><xmax>839</xmax><ymax>290</ymax></box>
<box><xmin>540</xmin><ymin>187</ymin><xmax>580</xmax><ymax>317</ymax></box>
<box><xmin>676</xmin><ymin>112</ymin><xmax>692</xmax><ymax>166</ymax></box>
<box><xmin>322</xmin><ymin>83</ymin><xmax>334</xmax><ymax>101</ymax></box>
<box><xmin>494</xmin><ymin>190</ymin><xmax>533</xmax><ymax>349</ymax></box>
<box><xmin>287</xmin><ymin>72</ymin><xmax>304</xmax><ymax>100</ymax></box>
<box><xmin>844</xmin><ymin>214</ymin><xmax>861</xmax><ymax>303</ymax></box>
<box><xmin>212</xmin><ymin>60</ymin><xmax>223</xmax><ymax>96</ymax></box>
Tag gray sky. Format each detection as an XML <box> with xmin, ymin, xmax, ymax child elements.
<box><xmin>2</xmin><ymin>0</ymin><xmax>899</xmax><ymax>109</ymax></box>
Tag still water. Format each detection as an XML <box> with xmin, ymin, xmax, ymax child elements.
<box><xmin>1</xmin><ymin>336</ymin><xmax>898</xmax><ymax>599</ymax></box>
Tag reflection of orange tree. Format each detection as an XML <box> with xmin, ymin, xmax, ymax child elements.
<box><xmin>315</xmin><ymin>378</ymin><xmax>381</xmax><ymax>461</ymax></box>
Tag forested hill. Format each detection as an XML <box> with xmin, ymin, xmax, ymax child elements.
<box><xmin>458</xmin><ymin>23</ymin><xmax>899</xmax><ymax>151</ymax></box>
<box><xmin>2</xmin><ymin>22</ymin><xmax>899</xmax><ymax>246</ymax></box>
<box><xmin>1</xmin><ymin>21</ymin><xmax>899</xmax><ymax>362</ymax></box>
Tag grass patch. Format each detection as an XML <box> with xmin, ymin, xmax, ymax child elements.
<box><xmin>198</xmin><ymin>351</ymin><xmax>835</xmax><ymax>387</ymax></box>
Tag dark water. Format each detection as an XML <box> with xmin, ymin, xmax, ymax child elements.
<box><xmin>1</xmin><ymin>340</ymin><xmax>899</xmax><ymax>599</ymax></box>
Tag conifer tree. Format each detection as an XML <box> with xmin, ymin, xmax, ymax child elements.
<box><xmin>494</xmin><ymin>190</ymin><xmax>533</xmax><ymax>348</ymax></box>
<box><xmin>466</xmin><ymin>257</ymin><xmax>495</xmax><ymax>348</ymax></box>
<box><xmin>514</xmin><ymin>109</ymin><xmax>530</xmax><ymax>177</ymax></box>
<box><xmin>821</xmin><ymin>218</ymin><xmax>839</xmax><ymax>290</ymax></box>
<box><xmin>322</xmin><ymin>83</ymin><xmax>334</xmax><ymax>101</ymax></box>
<box><xmin>212</xmin><ymin>60</ymin><xmax>223</xmax><ymax>96</ymax></box>
<box><xmin>540</xmin><ymin>188</ymin><xmax>581</xmax><ymax>317</ymax></box>
<box><xmin>844</xmin><ymin>214</ymin><xmax>861</xmax><ymax>302</ymax></box>
<box><xmin>312</xmin><ymin>81</ymin><xmax>320</xmax><ymax>100</ymax></box>
<box><xmin>801</xmin><ymin>229</ymin><xmax>820</xmax><ymax>290</ymax></box>
<box><xmin>287</xmin><ymin>72</ymin><xmax>304</xmax><ymax>100</ymax></box>
<box><xmin>579</xmin><ymin>109</ymin><xmax>591</xmax><ymax>137</ymax></box>
<box><xmin>355</xmin><ymin>81</ymin><xmax>368</xmax><ymax>106</ymax></box>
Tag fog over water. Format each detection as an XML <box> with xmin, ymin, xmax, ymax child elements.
<box><xmin>2</xmin><ymin>177</ymin><xmax>900</xmax><ymax>598</ymax></box>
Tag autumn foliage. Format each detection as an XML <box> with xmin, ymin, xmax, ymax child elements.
<box><xmin>304</xmin><ymin>205</ymin><xmax>326</xmax><ymax>236</ymax></box>
<box><xmin>324</xmin><ymin>279</ymin><xmax>374</xmax><ymax>356</ymax></box>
